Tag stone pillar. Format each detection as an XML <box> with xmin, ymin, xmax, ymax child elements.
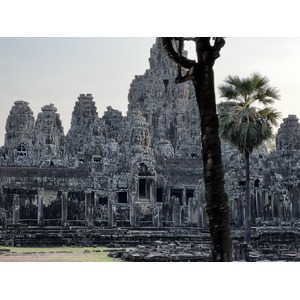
<box><xmin>85</xmin><ymin>192</ymin><xmax>93</xmax><ymax>227</ymax></box>
<box><xmin>12</xmin><ymin>194</ymin><xmax>20</xmax><ymax>224</ymax></box>
<box><xmin>293</xmin><ymin>184</ymin><xmax>299</xmax><ymax>218</ymax></box>
<box><xmin>149</xmin><ymin>180</ymin><xmax>153</xmax><ymax>204</ymax></box>
<box><xmin>166</xmin><ymin>185</ymin><xmax>171</xmax><ymax>203</ymax></box>
<box><xmin>153</xmin><ymin>205</ymin><xmax>162</xmax><ymax>228</ymax></box>
<box><xmin>182</xmin><ymin>188</ymin><xmax>186</xmax><ymax>206</ymax></box>
<box><xmin>0</xmin><ymin>183</ymin><xmax>4</xmax><ymax>207</ymax></box>
<box><xmin>108</xmin><ymin>192</ymin><xmax>117</xmax><ymax>227</ymax></box>
<box><xmin>152</xmin><ymin>181</ymin><xmax>157</xmax><ymax>204</ymax></box>
<box><xmin>130</xmin><ymin>192</ymin><xmax>137</xmax><ymax>227</ymax></box>
<box><xmin>108</xmin><ymin>198</ymin><xmax>112</xmax><ymax>226</ymax></box>
<box><xmin>188</xmin><ymin>197</ymin><xmax>200</xmax><ymax>226</ymax></box>
<box><xmin>37</xmin><ymin>195</ymin><xmax>44</xmax><ymax>227</ymax></box>
<box><xmin>256</xmin><ymin>190</ymin><xmax>261</xmax><ymax>218</ymax></box>
<box><xmin>172</xmin><ymin>196</ymin><xmax>181</xmax><ymax>226</ymax></box>
<box><xmin>273</xmin><ymin>192</ymin><xmax>279</xmax><ymax>218</ymax></box>
<box><xmin>296</xmin><ymin>184</ymin><xmax>300</xmax><ymax>218</ymax></box>
<box><xmin>199</xmin><ymin>206</ymin><xmax>204</xmax><ymax>227</ymax></box>
<box><xmin>61</xmin><ymin>191</ymin><xmax>68</xmax><ymax>227</ymax></box>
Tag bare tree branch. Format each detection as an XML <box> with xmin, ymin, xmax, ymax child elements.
<box><xmin>162</xmin><ymin>37</ymin><xmax>196</xmax><ymax>69</ymax></box>
<box><xmin>175</xmin><ymin>66</ymin><xmax>195</xmax><ymax>83</ymax></box>
<box><xmin>173</xmin><ymin>37</ymin><xmax>196</xmax><ymax>42</ymax></box>
<box><xmin>176</xmin><ymin>38</ymin><xmax>184</xmax><ymax>81</ymax></box>
<box><xmin>212</xmin><ymin>37</ymin><xmax>226</xmax><ymax>59</ymax></box>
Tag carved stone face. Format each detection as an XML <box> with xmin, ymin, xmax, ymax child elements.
<box><xmin>134</xmin><ymin>132</ymin><xmax>142</xmax><ymax>145</ymax></box>
<box><xmin>17</xmin><ymin>120</ymin><xmax>28</xmax><ymax>131</ymax></box>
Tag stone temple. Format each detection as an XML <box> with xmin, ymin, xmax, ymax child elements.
<box><xmin>1</xmin><ymin>38</ymin><xmax>300</xmax><ymax>232</ymax></box>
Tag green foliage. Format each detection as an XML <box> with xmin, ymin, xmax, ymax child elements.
<box><xmin>217</xmin><ymin>73</ymin><xmax>281</xmax><ymax>154</ymax></box>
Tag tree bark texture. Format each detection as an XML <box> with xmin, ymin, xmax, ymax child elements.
<box><xmin>244</xmin><ymin>150</ymin><xmax>251</xmax><ymax>244</ymax></box>
<box><xmin>163</xmin><ymin>37</ymin><xmax>231</xmax><ymax>261</ymax></box>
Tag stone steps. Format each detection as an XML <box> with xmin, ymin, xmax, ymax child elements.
<box><xmin>0</xmin><ymin>227</ymin><xmax>211</xmax><ymax>247</ymax></box>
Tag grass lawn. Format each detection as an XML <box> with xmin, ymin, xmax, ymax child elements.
<box><xmin>0</xmin><ymin>246</ymin><xmax>129</xmax><ymax>262</ymax></box>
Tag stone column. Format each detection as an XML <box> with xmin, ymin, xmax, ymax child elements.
<box><xmin>172</xmin><ymin>197</ymin><xmax>181</xmax><ymax>226</ymax></box>
<box><xmin>85</xmin><ymin>191</ymin><xmax>93</xmax><ymax>227</ymax></box>
<box><xmin>166</xmin><ymin>185</ymin><xmax>171</xmax><ymax>203</ymax></box>
<box><xmin>108</xmin><ymin>192</ymin><xmax>117</xmax><ymax>227</ymax></box>
<box><xmin>130</xmin><ymin>192</ymin><xmax>137</xmax><ymax>227</ymax></box>
<box><xmin>182</xmin><ymin>188</ymin><xmax>187</xmax><ymax>206</ymax></box>
<box><xmin>296</xmin><ymin>184</ymin><xmax>300</xmax><ymax>218</ymax></box>
<box><xmin>293</xmin><ymin>184</ymin><xmax>299</xmax><ymax>218</ymax></box>
<box><xmin>149</xmin><ymin>180</ymin><xmax>153</xmax><ymax>204</ymax></box>
<box><xmin>61</xmin><ymin>191</ymin><xmax>68</xmax><ymax>227</ymax></box>
<box><xmin>152</xmin><ymin>181</ymin><xmax>157</xmax><ymax>204</ymax></box>
<box><xmin>188</xmin><ymin>197</ymin><xmax>200</xmax><ymax>226</ymax></box>
<box><xmin>12</xmin><ymin>194</ymin><xmax>20</xmax><ymax>224</ymax></box>
<box><xmin>37</xmin><ymin>194</ymin><xmax>44</xmax><ymax>227</ymax></box>
<box><xmin>0</xmin><ymin>183</ymin><xmax>4</xmax><ymax>207</ymax></box>
<box><xmin>199</xmin><ymin>206</ymin><xmax>204</xmax><ymax>227</ymax></box>
<box><xmin>255</xmin><ymin>190</ymin><xmax>260</xmax><ymax>218</ymax></box>
<box><xmin>108</xmin><ymin>198</ymin><xmax>112</xmax><ymax>226</ymax></box>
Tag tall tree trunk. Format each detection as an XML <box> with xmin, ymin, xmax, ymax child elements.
<box><xmin>162</xmin><ymin>37</ymin><xmax>231</xmax><ymax>261</ymax></box>
<box><xmin>244</xmin><ymin>150</ymin><xmax>251</xmax><ymax>244</ymax></box>
<box><xmin>193</xmin><ymin>64</ymin><xmax>231</xmax><ymax>261</ymax></box>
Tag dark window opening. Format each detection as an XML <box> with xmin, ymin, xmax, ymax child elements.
<box><xmin>46</xmin><ymin>137</ymin><xmax>53</xmax><ymax>144</ymax></box>
<box><xmin>152</xmin><ymin>114</ymin><xmax>158</xmax><ymax>127</ymax></box>
<box><xmin>93</xmin><ymin>155</ymin><xmax>101</xmax><ymax>163</ymax></box>
<box><xmin>138</xmin><ymin>163</ymin><xmax>151</xmax><ymax>176</ymax></box>
<box><xmin>118</xmin><ymin>192</ymin><xmax>127</xmax><ymax>204</ymax></box>
<box><xmin>99</xmin><ymin>197</ymin><xmax>108</xmax><ymax>205</ymax></box>
<box><xmin>191</xmin><ymin>153</ymin><xmax>196</xmax><ymax>158</ymax></box>
<box><xmin>186</xmin><ymin>190</ymin><xmax>194</xmax><ymax>205</ymax></box>
<box><xmin>157</xmin><ymin>188</ymin><xmax>163</xmax><ymax>202</ymax></box>
<box><xmin>163</xmin><ymin>79</ymin><xmax>169</xmax><ymax>93</ymax></box>
<box><xmin>16</xmin><ymin>143</ymin><xmax>28</xmax><ymax>157</ymax></box>
<box><xmin>139</xmin><ymin>179</ymin><xmax>146</xmax><ymax>197</ymax></box>
<box><xmin>170</xmin><ymin>123</ymin><xmax>176</xmax><ymax>141</ymax></box>
<box><xmin>239</xmin><ymin>181</ymin><xmax>246</xmax><ymax>186</ymax></box>
<box><xmin>171</xmin><ymin>189</ymin><xmax>183</xmax><ymax>205</ymax></box>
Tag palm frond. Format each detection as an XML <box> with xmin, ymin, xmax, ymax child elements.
<box><xmin>217</xmin><ymin>101</ymin><xmax>239</xmax><ymax>113</ymax></box>
<box><xmin>218</xmin><ymin>84</ymin><xmax>239</xmax><ymax>100</ymax></box>
<box><xmin>264</xmin><ymin>86</ymin><xmax>280</xmax><ymax>100</ymax></box>
<box><xmin>217</xmin><ymin>72</ymin><xmax>281</xmax><ymax>154</ymax></box>
<box><xmin>250</xmin><ymin>73</ymin><xmax>269</xmax><ymax>90</ymax></box>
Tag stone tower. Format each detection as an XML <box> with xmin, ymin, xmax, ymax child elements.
<box><xmin>4</xmin><ymin>100</ymin><xmax>35</xmax><ymax>164</ymax></box>
<box><xmin>33</xmin><ymin>103</ymin><xmax>65</xmax><ymax>165</ymax></box>
<box><xmin>276</xmin><ymin>115</ymin><xmax>300</xmax><ymax>151</ymax></box>
<box><xmin>127</xmin><ymin>38</ymin><xmax>201</xmax><ymax>158</ymax></box>
<box><xmin>124</xmin><ymin>110</ymin><xmax>151</xmax><ymax>153</ymax></box>
<box><xmin>102</xmin><ymin>106</ymin><xmax>125</xmax><ymax>143</ymax></box>
<box><xmin>65</xmin><ymin>94</ymin><xmax>104</xmax><ymax>163</ymax></box>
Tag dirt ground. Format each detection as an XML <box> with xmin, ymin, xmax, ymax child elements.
<box><xmin>0</xmin><ymin>246</ymin><xmax>125</xmax><ymax>262</ymax></box>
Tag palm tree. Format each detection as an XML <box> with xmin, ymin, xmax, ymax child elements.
<box><xmin>217</xmin><ymin>73</ymin><xmax>280</xmax><ymax>244</ymax></box>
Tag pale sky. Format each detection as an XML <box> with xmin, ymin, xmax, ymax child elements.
<box><xmin>1</xmin><ymin>37</ymin><xmax>300</xmax><ymax>145</ymax></box>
